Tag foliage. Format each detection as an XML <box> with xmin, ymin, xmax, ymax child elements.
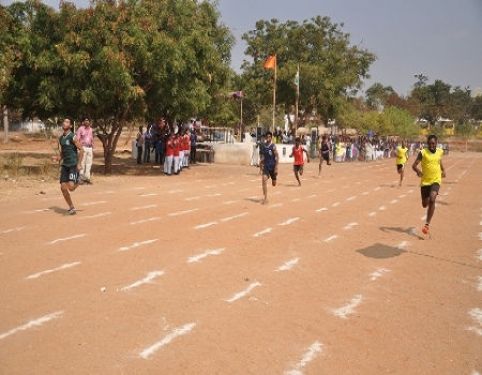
<box><xmin>365</xmin><ymin>83</ymin><xmax>394</xmax><ymax>110</ymax></box>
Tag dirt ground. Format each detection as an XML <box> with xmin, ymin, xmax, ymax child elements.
<box><xmin>0</xmin><ymin>152</ymin><xmax>481</xmax><ymax>375</ymax></box>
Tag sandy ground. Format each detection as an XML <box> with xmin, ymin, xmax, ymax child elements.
<box><xmin>0</xmin><ymin>153</ymin><xmax>481</xmax><ymax>375</ymax></box>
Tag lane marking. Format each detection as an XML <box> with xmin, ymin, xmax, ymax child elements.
<box><xmin>220</xmin><ymin>212</ymin><xmax>249</xmax><ymax>222</ymax></box>
<box><xmin>130</xmin><ymin>204</ymin><xmax>157</xmax><ymax>211</ymax></box>
<box><xmin>369</xmin><ymin>268</ymin><xmax>391</xmax><ymax>281</ymax></box>
<box><xmin>284</xmin><ymin>341</ymin><xmax>323</xmax><ymax>375</ymax></box>
<box><xmin>397</xmin><ymin>241</ymin><xmax>409</xmax><ymax>250</ymax></box>
<box><xmin>346</xmin><ymin>196</ymin><xmax>357</xmax><ymax>201</ymax></box>
<box><xmin>168</xmin><ymin>209</ymin><xmax>199</xmax><ymax>217</ymax></box>
<box><xmin>223</xmin><ymin>200</ymin><xmax>238</xmax><ymax>205</ymax></box>
<box><xmin>362</xmin><ymin>191</ymin><xmax>369</xmax><ymax>196</ymax></box>
<box><xmin>332</xmin><ymin>294</ymin><xmax>363</xmax><ymax>319</ymax></box>
<box><xmin>206</xmin><ymin>193</ymin><xmax>222</xmax><ymax>198</ymax></box>
<box><xmin>398</xmin><ymin>194</ymin><xmax>406</xmax><ymax>198</ymax></box>
<box><xmin>368</xmin><ymin>212</ymin><xmax>376</xmax><ymax>217</ymax></box>
<box><xmin>316</xmin><ymin>207</ymin><xmax>328</xmax><ymax>212</ymax></box>
<box><xmin>139</xmin><ymin>322</ymin><xmax>196</xmax><ymax>360</ymax></box>
<box><xmin>477</xmin><ymin>276</ymin><xmax>482</xmax><ymax>292</ymax></box>
<box><xmin>379</xmin><ymin>206</ymin><xmax>386</xmax><ymax>211</ymax></box>
<box><xmin>168</xmin><ymin>189</ymin><xmax>184</xmax><ymax>194</ymax></box>
<box><xmin>140</xmin><ymin>193</ymin><xmax>158</xmax><ymax>197</ymax></box>
<box><xmin>119</xmin><ymin>239</ymin><xmax>158</xmax><ymax>252</ymax></box>
<box><xmin>253</xmin><ymin>228</ymin><xmax>272</xmax><ymax>237</ymax></box>
<box><xmin>390</xmin><ymin>199</ymin><xmax>398</xmax><ymax>204</ymax></box>
<box><xmin>279</xmin><ymin>217</ymin><xmax>300</xmax><ymax>226</ymax></box>
<box><xmin>1</xmin><ymin>226</ymin><xmax>26</xmax><ymax>234</ymax></box>
<box><xmin>466</xmin><ymin>308</ymin><xmax>482</xmax><ymax>336</ymax></box>
<box><xmin>48</xmin><ymin>234</ymin><xmax>86</xmax><ymax>245</ymax></box>
<box><xmin>25</xmin><ymin>208</ymin><xmax>50</xmax><ymax>213</ymax></box>
<box><xmin>324</xmin><ymin>235</ymin><xmax>338</xmax><ymax>242</ymax></box>
<box><xmin>187</xmin><ymin>248</ymin><xmax>225</xmax><ymax>263</ymax></box>
<box><xmin>374</xmin><ymin>187</ymin><xmax>381</xmax><ymax>191</ymax></box>
<box><xmin>477</xmin><ymin>249</ymin><xmax>482</xmax><ymax>261</ymax></box>
<box><xmin>130</xmin><ymin>187</ymin><xmax>146</xmax><ymax>190</ymax></box>
<box><xmin>275</xmin><ymin>258</ymin><xmax>299</xmax><ymax>272</ymax></box>
<box><xmin>130</xmin><ymin>217</ymin><xmax>161</xmax><ymax>225</ymax></box>
<box><xmin>185</xmin><ymin>196</ymin><xmax>201</xmax><ymax>201</ymax></box>
<box><xmin>80</xmin><ymin>201</ymin><xmax>107</xmax><ymax>206</ymax></box>
<box><xmin>225</xmin><ymin>282</ymin><xmax>261</xmax><ymax>303</ymax></box>
<box><xmin>121</xmin><ymin>271</ymin><xmax>164</xmax><ymax>291</ymax></box>
<box><xmin>307</xmin><ymin>194</ymin><xmax>317</xmax><ymax>199</ymax></box>
<box><xmin>291</xmin><ymin>198</ymin><xmax>301</xmax><ymax>202</ymax></box>
<box><xmin>343</xmin><ymin>222</ymin><xmax>359</xmax><ymax>230</ymax></box>
<box><xmin>194</xmin><ymin>222</ymin><xmax>218</xmax><ymax>230</ymax></box>
<box><xmin>269</xmin><ymin>203</ymin><xmax>283</xmax><ymax>209</ymax></box>
<box><xmin>26</xmin><ymin>262</ymin><xmax>81</xmax><ymax>280</ymax></box>
<box><xmin>0</xmin><ymin>311</ymin><xmax>64</xmax><ymax>341</ymax></box>
<box><xmin>331</xmin><ymin>202</ymin><xmax>340</xmax><ymax>207</ymax></box>
<box><xmin>81</xmin><ymin>212</ymin><xmax>111</xmax><ymax>219</ymax></box>
<box><xmin>408</xmin><ymin>189</ymin><xmax>414</xmax><ymax>194</ymax></box>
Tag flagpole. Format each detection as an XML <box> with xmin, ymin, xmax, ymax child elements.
<box><xmin>272</xmin><ymin>56</ymin><xmax>277</xmax><ymax>132</ymax></box>
<box><xmin>295</xmin><ymin>64</ymin><xmax>300</xmax><ymax>129</ymax></box>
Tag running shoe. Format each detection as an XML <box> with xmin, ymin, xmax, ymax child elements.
<box><xmin>421</xmin><ymin>224</ymin><xmax>429</xmax><ymax>235</ymax></box>
<box><xmin>67</xmin><ymin>207</ymin><xmax>77</xmax><ymax>215</ymax></box>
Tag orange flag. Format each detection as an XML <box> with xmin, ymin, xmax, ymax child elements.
<box><xmin>264</xmin><ymin>55</ymin><xmax>276</xmax><ymax>70</ymax></box>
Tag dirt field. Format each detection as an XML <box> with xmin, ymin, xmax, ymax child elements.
<box><xmin>0</xmin><ymin>153</ymin><xmax>481</xmax><ymax>375</ymax></box>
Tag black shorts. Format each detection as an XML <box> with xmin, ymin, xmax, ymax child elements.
<box><xmin>420</xmin><ymin>183</ymin><xmax>440</xmax><ymax>200</ymax></box>
<box><xmin>60</xmin><ymin>165</ymin><xmax>79</xmax><ymax>184</ymax></box>
<box><xmin>263</xmin><ymin>167</ymin><xmax>277</xmax><ymax>181</ymax></box>
<box><xmin>397</xmin><ymin>164</ymin><xmax>404</xmax><ymax>172</ymax></box>
<box><xmin>321</xmin><ymin>152</ymin><xmax>330</xmax><ymax>162</ymax></box>
<box><xmin>293</xmin><ymin>165</ymin><xmax>303</xmax><ymax>173</ymax></box>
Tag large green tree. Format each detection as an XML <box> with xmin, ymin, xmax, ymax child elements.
<box><xmin>240</xmin><ymin>16</ymin><xmax>375</xmax><ymax>127</ymax></box>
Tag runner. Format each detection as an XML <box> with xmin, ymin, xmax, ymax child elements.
<box><xmin>412</xmin><ymin>134</ymin><xmax>446</xmax><ymax>236</ymax></box>
<box><xmin>164</xmin><ymin>133</ymin><xmax>175</xmax><ymax>175</ymax></box>
<box><xmin>289</xmin><ymin>137</ymin><xmax>310</xmax><ymax>186</ymax></box>
<box><xmin>56</xmin><ymin>118</ymin><xmax>84</xmax><ymax>215</ymax></box>
<box><xmin>395</xmin><ymin>140</ymin><xmax>409</xmax><ymax>187</ymax></box>
<box><xmin>318</xmin><ymin>135</ymin><xmax>331</xmax><ymax>176</ymax></box>
<box><xmin>260</xmin><ymin>131</ymin><xmax>278</xmax><ymax>205</ymax></box>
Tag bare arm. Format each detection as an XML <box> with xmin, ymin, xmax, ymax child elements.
<box><xmin>74</xmin><ymin>138</ymin><xmax>84</xmax><ymax>171</ymax></box>
<box><xmin>303</xmin><ymin>148</ymin><xmax>310</xmax><ymax>162</ymax></box>
<box><xmin>273</xmin><ymin>145</ymin><xmax>279</xmax><ymax>172</ymax></box>
<box><xmin>440</xmin><ymin>159</ymin><xmax>446</xmax><ymax>178</ymax></box>
<box><xmin>412</xmin><ymin>151</ymin><xmax>423</xmax><ymax>177</ymax></box>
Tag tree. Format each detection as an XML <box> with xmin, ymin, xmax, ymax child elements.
<box><xmin>470</xmin><ymin>95</ymin><xmax>482</xmax><ymax>121</ymax></box>
<box><xmin>241</xmin><ymin>16</ymin><xmax>375</xmax><ymax>126</ymax></box>
<box><xmin>455</xmin><ymin>122</ymin><xmax>476</xmax><ymax>151</ymax></box>
<box><xmin>365</xmin><ymin>83</ymin><xmax>395</xmax><ymax>110</ymax></box>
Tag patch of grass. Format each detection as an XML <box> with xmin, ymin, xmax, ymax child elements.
<box><xmin>3</xmin><ymin>153</ymin><xmax>24</xmax><ymax>178</ymax></box>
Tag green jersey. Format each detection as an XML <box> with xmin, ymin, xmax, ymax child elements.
<box><xmin>59</xmin><ymin>131</ymin><xmax>78</xmax><ymax>167</ymax></box>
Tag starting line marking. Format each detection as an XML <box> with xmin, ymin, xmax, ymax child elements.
<box><xmin>26</xmin><ymin>261</ymin><xmax>81</xmax><ymax>280</ymax></box>
<box><xmin>194</xmin><ymin>222</ymin><xmax>218</xmax><ymax>230</ymax></box>
<box><xmin>48</xmin><ymin>234</ymin><xmax>86</xmax><ymax>245</ymax></box>
<box><xmin>1</xmin><ymin>226</ymin><xmax>26</xmax><ymax>234</ymax></box>
<box><xmin>130</xmin><ymin>217</ymin><xmax>161</xmax><ymax>225</ymax></box>
<box><xmin>279</xmin><ymin>217</ymin><xmax>300</xmax><ymax>226</ymax></box>
<box><xmin>220</xmin><ymin>212</ymin><xmax>248</xmax><ymax>222</ymax></box>
<box><xmin>225</xmin><ymin>282</ymin><xmax>261</xmax><ymax>303</ymax></box>
<box><xmin>119</xmin><ymin>239</ymin><xmax>158</xmax><ymax>252</ymax></box>
<box><xmin>139</xmin><ymin>322</ymin><xmax>196</xmax><ymax>359</ymax></box>
<box><xmin>0</xmin><ymin>311</ymin><xmax>64</xmax><ymax>341</ymax></box>
<box><xmin>81</xmin><ymin>212</ymin><xmax>111</xmax><ymax>220</ymax></box>
<box><xmin>284</xmin><ymin>341</ymin><xmax>323</xmax><ymax>375</ymax></box>
<box><xmin>332</xmin><ymin>294</ymin><xmax>363</xmax><ymax>319</ymax></box>
<box><xmin>275</xmin><ymin>258</ymin><xmax>300</xmax><ymax>272</ymax></box>
<box><xmin>346</xmin><ymin>196</ymin><xmax>357</xmax><ymax>201</ymax></box>
<box><xmin>168</xmin><ymin>209</ymin><xmax>199</xmax><ymax>217</ymax></box>
<box><xmin>324</xmin><ymin>235</ymin><xmax>338</xmax><ymax>243</ymax></box>
<box><xmin>343</xmin><ymin>222</ymin><xmax>359</xmax><ymax>230</ymax></box>
<box><xmin>253</xmin><ymin>228</ymin><xmax>272</xmax><ymax>237</ymax></box>
<box><xmin>130</xmin><ymin>205</ymin><xmax>157</xmax><ymax>211</ymax></box>
<box><xmin>316</xmin><ymin>207</ymin><xmax>328</xmax><ymax>212</ymax></box>
<box><xmin>187</xmin><ymin>248</ymin><xmax>225</xmax><ymax>264</ymax></box>
<box><xmin>369</xmin><ymin>268</ymin><xmax>391</xmax><ymax>281</ymax></box>
<box><xmin>140</xmin><ymin>193</ymin><xmax>158</xmax><ymax>197</ymax></box>
<box><xmin>121</xmin><ymin>270</ymin><xmax>165</xmax><ymax>291</ymax></box>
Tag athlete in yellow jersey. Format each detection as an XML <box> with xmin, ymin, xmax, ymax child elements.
<box><xmin>412</xmin><ymin>134</ymin><xmax>446</xmax><ymax>236</ymax></box>
<box><xmin>395</xmin><ymin>140</ymin><xmax>409</xmax><ymax>187</ymax></box>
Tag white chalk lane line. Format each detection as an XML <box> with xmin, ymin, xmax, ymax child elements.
<box><xmin>369</xmin><ymin>268</ymin><xmax>391</xmax><ymax>281</ymax></box>
<box><xmin>466</xmin><ymin>308</ymin><xmax>482</xmax><ymax>336</ymax></box>
<box><xmin>81</xmin><ymin>212</ymin><xmax>112</xmax><ymax>220</ymax></box>
<box><xmin>168</xmin><ymin>208</ymin><xmax>199</xmax><ymax>217</ymax></box>
<box><xmin>48</xmin><ymin>234</ymin><xmax>86</xmax><ymax>245</ymax></box>
<box><xmin>323</xmin><ymin>235</ymin><xmax>338</xmax><ymax>243</ymax></box>
<box><xmin>187</xmin><ymin>248</ymin><xmax>225</xmax><ymax>264</ymax></box>
<box><xmin>225</xmin><ymin>282</ymin><xmax>261</xmax><ymax>303</ymax></box>
<box><xmin>253</xmin><ymin>228</ymin><xmax>272</xmax><ymax>238</ymax></box>
<box><xmin>332</xmin><ymin>294</ymin><xmax>363</xmax><ymax>319</ymax></box>
<box><xmin>1</xmin><ymin>226</ymin><xmax>26</xmax><ymax>234</ymax></box>
<box><xmin>278</xmin><ymin>217</ymin><xmax>300</xmax><ymax>226</ymax></box>
<box><xmin>0</xmin><ymin>311</ymin><xmax>64</xmax><ymax>341</ymax></box>
<box><xmin>220</xmin><ymin>212</ymin><xmax>249</xmax><ymax>223</ymax></box>
<box><xmin>130</xmin><ymin>204</ymin><xmax>157</xmax><ymax>211</ymax></box>
<box><xmin>130</xmin><ymin>217</ymin><xmax>161</xmax><ymax>225</ymax></box>
<box><xmin>118</xmin><ymin>239</ymin><xmax>158</xmax><ymax>252</ymax></box>
<box><xmin>121</xmin><ymin>270</ymin><xmax>165</xmax><ymax>291</ymax></box>
<box><xmin>139</xmin><ymin>322</ymin><xmax>196</xmax><ymax>360</ymax></box>
<box><xmin>194</xmin><ymin>222</ymin><xmax>218</xmax><ymax>230</ymax></box>
<box><xmin>26</xmin><ymin>261</ymin><xmax>81</xmax><ymax>280</ymax></box>
<box><xmin>80</xmin><ymin>200</ymin><xmax>107</xmax><ymax>206</ymax></box>
<box><xmin>343</xmin><ymin>222</ymin><xmax>359</xmax><ymax>230</ymax></box>
<box><xmin>275</xmin><ymin>258</ymin><xmax>300</xmax><ymax>272</ymax></box>
<box><xmin>284</xmin><ymin>341</ymin><xmax>323</xmax><ymax>375</ymax></box>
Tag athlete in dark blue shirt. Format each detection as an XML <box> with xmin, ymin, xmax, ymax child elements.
<box><xmin>260</xmin><ymin>131</ymin><xmax>279</xmax><ymax>204</ymax></box>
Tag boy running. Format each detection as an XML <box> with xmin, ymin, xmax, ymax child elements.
<box><xmin>318</xmin><ymin>135</ymin><xmax>331</xmax><ymax>176</ymax></box>
<box><xmin>412</xmin><ymin>134</ymin><xmax>446</xmax><ymax>236</ymax></box>
<box><xmin>395</xmin><ymin>140</ymin><xmax>409</xmax><ymax>186</ymax></box>
<box><xmin>260</xmin><ymin>131</ymin><xmax>279</xmax><ymax>204</ymax></box>
<box><xmin>289</xmin><ymin>137</ymin><xmax>310</xmax><ymax>186</ymax></box>
<box><xmin>56</xmin><ymin>118</ymin><xmax>84</xmax><ymax>215</ymax></box>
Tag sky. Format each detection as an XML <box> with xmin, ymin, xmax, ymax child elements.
<box><xmin>2</xmin><ymin>0</ymin><xmax>481</xmax><ymax>96</ymax></box>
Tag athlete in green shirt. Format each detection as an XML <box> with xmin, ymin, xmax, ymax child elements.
<box><xmin>55</xmin><ymin>118</ymin><xmax>84</xmax><ymax>215</ymax></box>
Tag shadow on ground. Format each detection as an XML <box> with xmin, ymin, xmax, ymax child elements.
<box><xmin>379</xmin><ymin>226</ymin><xmax>424</xmax><ymax>240</ymax></box>
<box><xmin>357</xmin><ymin>243</ymin><xmax>406</xmax><ymax>259</ymax></box>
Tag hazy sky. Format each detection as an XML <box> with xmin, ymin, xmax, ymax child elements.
<box><xmin>2</xmin><ymin>0</ymin><xmax>481</xmax><ymax>95</ymax></box>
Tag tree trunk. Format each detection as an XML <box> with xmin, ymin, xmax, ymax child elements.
<box><xmin>3</xmin><ymin>105</ymin><xmax>8</xmax><ymax>144</ymax></box>
<box><xmin>102</xmin><ymin>121</ymin><xmax>123</xmax><ymax>175</ymax></box>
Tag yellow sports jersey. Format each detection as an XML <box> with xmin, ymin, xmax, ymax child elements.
<box><xmin>420</xmin><ymin>148</ymin><xmax>443</xmax><ymax>186</ymax></box>
<box><xmin>396</xmin><ymin>146</ymin><xmax>408</xmax><ymax>165</ymax></box>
